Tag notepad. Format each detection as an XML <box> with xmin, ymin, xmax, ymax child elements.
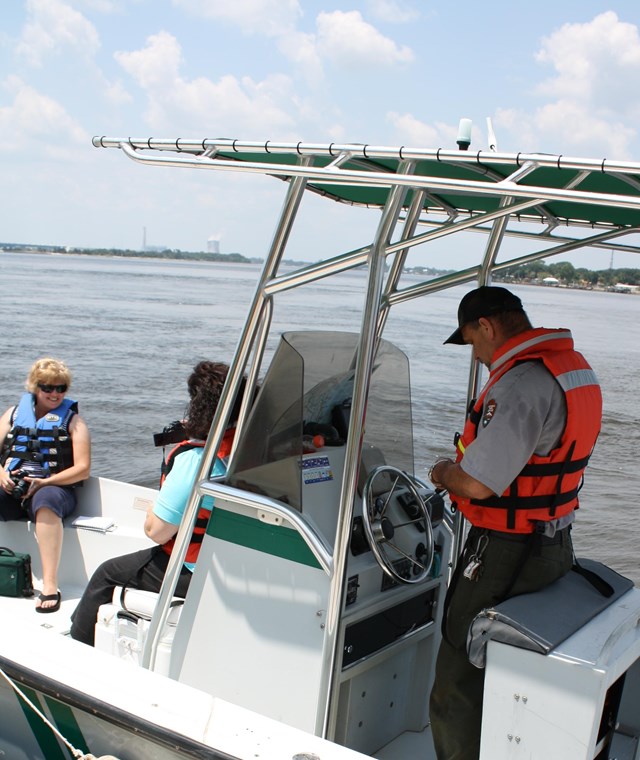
<box><xmin>72</xmin><ymin>515</ymin><xmax>116</xmax><ymax>533</ymax></box>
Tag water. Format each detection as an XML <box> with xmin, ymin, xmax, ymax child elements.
<box><xmin>1</xmin><ymin>252</ymin><xmax>639</xmax><ymax>584</ymax></box>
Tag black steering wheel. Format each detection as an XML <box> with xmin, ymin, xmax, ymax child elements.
<box><xmin>361</xmin><ymin>465</ymin><xmax>434</xmax><ymax>584</ymax></box>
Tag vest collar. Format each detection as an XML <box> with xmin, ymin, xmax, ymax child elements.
<box><xmin>490</xmin><ymin>328</ymin><xmax>574</xmax><ymax>375</ymax></box>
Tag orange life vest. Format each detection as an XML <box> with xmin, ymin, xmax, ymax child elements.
<box><xmin>161</xmin><ymin>428</ymin><xmax>234</xmax><ymax>563</ymax></box>
<box><xmin>451</xmin><ymin>328</ymin><xmax>602</xmax><ymax>533</ymax></box>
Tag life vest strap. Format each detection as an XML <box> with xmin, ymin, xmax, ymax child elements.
<box><xmin>519</xmin><ymin>454</ymin><xmax>590</xmax><ymax>477</ymax></box>
<box><xmin>12</xmin><ymin>425</ymin><xmax>68</xmax><ymax>439</ymax></box>
<box><xmin>8</xmin><ymin>451</ymin><xmax>46</xmax><ymax>464</ymax></box>
<box><xmin>160</xmin><ymin>440</ymin><xmax>206</xmax><ymax>485</ymax></box>
<box><xmin>471</xmin><ymin>487</ymin><xmax>579</xmax><ymax>511</ymax></box>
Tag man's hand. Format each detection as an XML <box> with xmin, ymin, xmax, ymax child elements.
<box><xmin>428</xmin><ymin>458</ymin><xmax>494</xmax><ymax>500</ymax></box>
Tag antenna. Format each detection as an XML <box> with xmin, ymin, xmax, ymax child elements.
<box><xmin>486</xmin><ymin>117</ymin><xmax>497</xmax><ymax>152</ymax></box>
<box><xmin>456</xmin><ymin>118</ymin><xmax>472</xmax><ymax>151</ymax></box>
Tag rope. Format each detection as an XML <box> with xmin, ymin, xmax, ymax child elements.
<box><xmin>0</xmin><ymin>666</ymin><xmax>121</xmax><ymax>760</ymax></box>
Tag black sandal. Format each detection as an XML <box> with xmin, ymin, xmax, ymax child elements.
<box><xmin>36</xmin><ymin>591</ymin><xmax>61</xmax><ymax>613</ymax></box>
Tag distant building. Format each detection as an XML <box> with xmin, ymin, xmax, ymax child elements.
<box><xmin>207</xmin><ymin>236</ymin><xmax>220</xmax><ymax>255</ymax></box>
<box><xmin>542</xmin><ymin>276</ymin><xmax>559</xmax><ymax>286</ymax></box>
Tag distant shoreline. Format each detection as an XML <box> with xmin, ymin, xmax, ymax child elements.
<box><xmin>0</xmin><ymin>244</ymin><xmax>260</xmax><ymax>265</ymax></box>
<box><xmin>3</xmin><ymin>244</ymin><xmax>639</xmax><ymax>293</ymax></box>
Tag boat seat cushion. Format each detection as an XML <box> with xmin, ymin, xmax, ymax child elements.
<box><xmin>467</xmin><ymin>558</ymin><xmax>634</xmax><ymax>668</ymax></box>
<box><xmin>110</xmin><ymin>585</ymin><xmax>184</xmax><ymax>625</ymax></box>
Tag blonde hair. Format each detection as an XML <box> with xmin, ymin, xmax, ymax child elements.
<box><xmin>25</xmin><ymin>358</ymin><xmax>73</xmax><ymax>394</ymax></box>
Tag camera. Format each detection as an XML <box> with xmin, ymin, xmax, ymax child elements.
<box><xmin>153</xmin><ymin>420</ymin><xmax>187</xmax><ymax>447</ymax></box>
<box><xmin>10</xmin><ymin>472</ymin><xmax>30</xmax><ymax>500</ymax></box>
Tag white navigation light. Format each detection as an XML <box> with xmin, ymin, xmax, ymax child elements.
<box><xmin>456</xmin><ymin>118</ymin><xmax>472</xmax><ymax>150</ymax></box>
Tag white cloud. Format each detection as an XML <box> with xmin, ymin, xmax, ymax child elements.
<box><xmin>367</xmin><ymin>0</ymin><xmax>420</xmax><ymax>24</ymax></box>
<box><xmin>103</xmin><ymin>79</ymin><xmax>133</xmax><ymax>106</ymax></box>
<box><xmin>115</xmin><ymin>30</ymin><xmax>183</xmax><ymax>91</ymax></box>
<box><xmin>72</xmin><ymin>0</ymin><xmax>119</xmax><ymax>10</ymax></box>
<box><xmin>115</xmin><ymin>32</ymin><xmax>296</xmax><ymax>134</ymax></box>
<box><xmin>493</xmin><ymin>13</ymin><xmax>640</xmax><ymax>158</ymax></box>
<box><xmin>171</xmin><ymin>0</ymin><xmax>302</xmax><ymax>36</ymax></box>
<box><xmin>494</xmin><ymin>103</ymin><xmax>635</xmax><ymax>158</ymax></box>
<box><xmin>316</xmin><ymin>10</ymin><xmax>414</xmax><ymax>67</ymax></box>
<box><xmin>536</xmin><ymin>11</ymin><xmax>640</xmax><ymax>104</ymax></box>
<box><xmin>386</xmin><ymin>112</ymin><xmax>441</xmax><ymax>146</ymax></box>
<box><xmin>276</xmin><ymin>11</ymin><xmax>415</xmax><ymax>87</ymax></box>
<box><xmin>17</xmin><ymin>0</ymin><xmax>100</xmax><ymax>67</ymax></box>
<box><xmin>276</xmin><ymin>30</ymin><xmax>325</xmax><ymax>86</ymax></box>
<box><xmin>535</xmin><ymin>101</ymin><xmax>635</xmax><ymax>157</ymax></box>
<box><xmin>0</xmin><ymin>76</ymin><xmax>88</xmax><ymax>153</ymax></box>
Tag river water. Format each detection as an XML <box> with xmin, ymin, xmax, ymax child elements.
<box><xmin>1</xmin><ymin>251</ymin><xmax>639</xmax><ymax>584</ymax></box>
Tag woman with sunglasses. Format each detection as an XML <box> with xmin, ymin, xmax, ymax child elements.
<box><xmin>0</xmin><ymin>357</ymin><xmax>91</xmax><ymax>612</ymax></box>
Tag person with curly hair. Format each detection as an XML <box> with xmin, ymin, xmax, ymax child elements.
<box><xmin>0</xmin><ymin>358</ymin><xmax>91</xmax><ymax>612</ymax></box>
<box><xmin>70</xmin><ymin>361</ymin><xmax>245</xmax><ymax>645</ymax></box>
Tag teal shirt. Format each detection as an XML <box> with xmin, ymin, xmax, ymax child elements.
<box><xmin>154</xmin><ymin>447</ymin><xmax>225</xmax><ymax>571</ymax></box>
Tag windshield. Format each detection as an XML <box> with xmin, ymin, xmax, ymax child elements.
<box><xmin>227</xmin><ymin>331</ymin><xmax>414</xmax><ymax>513</ymax></box>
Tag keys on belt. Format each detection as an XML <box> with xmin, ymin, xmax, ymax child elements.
<box><xmin>463</xmin><ymin>533</ymin><xmax>488</xmax><ymax>582</ymax></box>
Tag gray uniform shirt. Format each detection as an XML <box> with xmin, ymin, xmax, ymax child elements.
<box><xmin>460</xmin><ymin>361</ymin><xmax>567</xmax><ymax>497</ymax></box>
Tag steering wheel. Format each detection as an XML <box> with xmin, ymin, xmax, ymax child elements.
<box><xmin>361</xmin><ymin>465</ymin><xmax>435</xmax><ymax>584</ymax></box>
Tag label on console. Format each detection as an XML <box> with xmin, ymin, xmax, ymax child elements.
<box><xmin>301</xmin><ymin>455</ymin><xmax>334</xmax><ymax>484</ymax></box>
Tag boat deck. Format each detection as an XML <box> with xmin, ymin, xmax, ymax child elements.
<box><xmin>1</xmin><ymin>477</ymin><xmax>157</xmax><ymax>640</ymax></box>
<box><xmin>0</xmin><ymin>578</ymin><xmax>83</xmax><ymax>635</ymax></box>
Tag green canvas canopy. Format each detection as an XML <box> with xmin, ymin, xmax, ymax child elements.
<box><xmin>94</xmin><ymin>136</ymin><xmax>640</xmax><ymax>230</ymax></box>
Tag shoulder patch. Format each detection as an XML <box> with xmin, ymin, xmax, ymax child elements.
<box><xmin>482</xmin><ymin>399</ymin><xmax>497</xmax><ymax>428</ymax></box>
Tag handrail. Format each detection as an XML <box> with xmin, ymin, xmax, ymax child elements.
<box><xmin>109</xmin><ymin>142</ymin><xmax>640</xmax><ymax>214</ymax></box>
<box><xmin>92</xmin><ymin>136</ymin><xmax>640</xmax><ymax>176</ymax></box>
<box><xmin>140</xmin><ymin>158</ymin><xmax>312</xmax><ymax>671</ymax></box>
<box><xmin>198</xmin><ymin>480</ymin><xmax>333</xmax><ymax>575</ymax></box>
<box><xmin>322</xmin><ymin>163</ymin><xmax>415</xmax><ymax>739</ymax></box>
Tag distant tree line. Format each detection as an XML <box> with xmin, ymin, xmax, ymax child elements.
<box><xmin>3</xmin><ymin>245</ymin><xmax>639</xmax><ymax>284</ymax></box>
<box><xmin>78</xmin><ymin>248</ymin><xmax>256</xmax><ymax>264</ymax></box>
<box><xmin>498</xmin><ymin>261</ymin><xmax>640</xmax><ymax>287</ymax></box>
<box><xmin>0</xmin><ymin>243</ymin><xmax>258</xmax><ymax>264</ymax></box>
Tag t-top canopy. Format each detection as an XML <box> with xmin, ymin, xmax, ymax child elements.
<box><xmin>93</xmin><ymin>136</ymin><xmax>640</xmax><ymax>230</ymax></box>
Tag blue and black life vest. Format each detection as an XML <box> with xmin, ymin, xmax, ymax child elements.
<box><xmin>1</xmin><ymin>393</ymin><xmax>77</xmax><ymax>476</ymax></box>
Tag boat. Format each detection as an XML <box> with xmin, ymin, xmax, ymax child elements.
<box><xmin>1</xmin><ymin>125</ymin><xmax>640</xmax><ymax>760</ymax></box>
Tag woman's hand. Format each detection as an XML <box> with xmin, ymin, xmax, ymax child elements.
<box><xmin>0</xmin><ymin>468</ymin><xmax>15</xmax><ymax>493</ymax></box>
<box><xmin>23</xmin><ymin>476</ymin><xmax>47</xmax><ymax>499</ymax></box>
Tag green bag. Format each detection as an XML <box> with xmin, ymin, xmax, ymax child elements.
<box><xmin>0</xmin><ymin>546</ymin><xmax>34</xmax><ymax>598</ymax></box>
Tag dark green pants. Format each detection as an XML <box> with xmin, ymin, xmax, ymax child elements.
<box><xmin>429</xmin><ymin>526</ymin><xmax>573</xmax><ymax>760</ymax></box>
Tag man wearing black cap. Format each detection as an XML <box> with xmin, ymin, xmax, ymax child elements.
<box><xmin>428</xmin><ymin>286</ymin><xmax>602</xmax><ymax>760</ymax></box>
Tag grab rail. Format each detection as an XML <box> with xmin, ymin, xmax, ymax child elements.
<box><xmin>198</xmin><ymin>480</ymin><xmax>333</xmax><ymax>575</ymax></box>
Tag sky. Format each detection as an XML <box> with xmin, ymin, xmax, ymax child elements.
<box><xmin>2</xmin><ymin>0</ymin><xmax>640</xmax><ymax>270</ymax></box>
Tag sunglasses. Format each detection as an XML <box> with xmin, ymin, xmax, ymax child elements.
<box><xmin>38</xmin><ymin>384</ymin><xmax>68</xmax><ymax>394</ymax></box>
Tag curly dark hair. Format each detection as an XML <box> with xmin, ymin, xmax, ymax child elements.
<box><xmin>184</xmin><ymin>361</ymin><xmax>247</xmax><ymax>440</ymax></box>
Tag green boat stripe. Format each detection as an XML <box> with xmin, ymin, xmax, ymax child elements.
<box><xmin>17</xmin><ymin>686</ymin><xmax>69</xmax><ymax>760</ymax></box>
<box><xmin>207</xmin><ymin>508</ymin><xmax>322</xmax><ymax>569</ymax></box>
<box><xmin>45</xmin><ymin>695</ymin><xmax>90</xmax><ymax>757</ymax></box>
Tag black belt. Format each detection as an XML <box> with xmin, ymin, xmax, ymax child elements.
<box><xmin>471</xmin><ymin>525</ymin><xmax>569</xmax><ymax>546</ymax></box>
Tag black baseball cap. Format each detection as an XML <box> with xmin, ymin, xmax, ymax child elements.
<box><xmin>444</xmin><ymin>286</ymin><xmax>523</xmax><ymax>345</ymax></box>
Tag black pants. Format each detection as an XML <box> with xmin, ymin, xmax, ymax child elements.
<box><xmin>429</xmin><ymin>526</ymin><xmax>573</xmax><ymax>760</ymax></box>
<box><xmin>69</xmin><ymin>546</ymin><xmax>192</xmax><ymax>646</ymax></box>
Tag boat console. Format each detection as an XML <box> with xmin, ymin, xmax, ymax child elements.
<box><xmin>160</xmin><ymin>331</ymin><xmax>452</xmax><ymax>753</ymax></box>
